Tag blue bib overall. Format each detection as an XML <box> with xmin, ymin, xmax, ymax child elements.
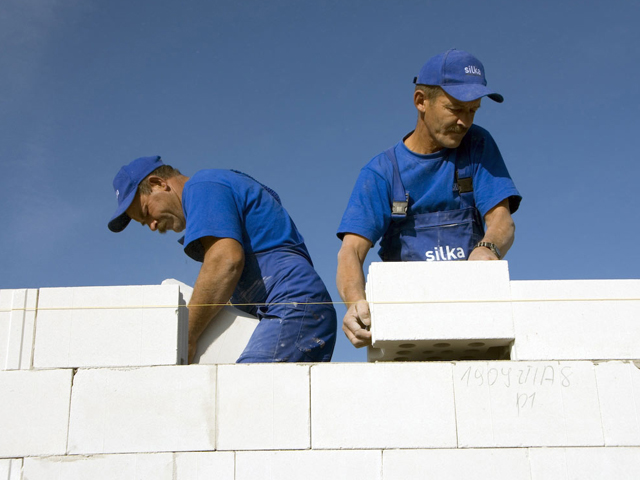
<box><xmin>227</xmin><ymin>171</ymin><xmax>337</xmax><ymax>362</ymax></box>
<box><xmin>378</xmin><ymin>147</ymin><xmax>485</xmax><ymax>262</ymax></box>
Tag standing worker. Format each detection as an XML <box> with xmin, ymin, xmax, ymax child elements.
<box><xmin>336</xmin><ymin>49</ymin><xmax>522</xmax><ymax>348</ymax></box>
<box><xmin>109</xmin><ymin>156</ymin><xmax>336</xmax><ymax>362</ymax></box>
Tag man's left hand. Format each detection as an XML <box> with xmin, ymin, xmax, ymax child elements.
<box><xmin>468</xmin><ymin>246</ymin><xmax>499</xmax><ymax>261</ymax></box>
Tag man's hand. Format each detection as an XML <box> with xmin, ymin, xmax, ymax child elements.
<box><xmin>343</xmin><ymin>299</ymin><xmax>372</xmax><ymax>348</ymax></box>
<box><xmin>336</xmin><ymin>233</ymin><xmax>374</xmax><ymax>348</ymax></box>
<box><xmin>187</xmin><ymin>236</ymin><xmax>244</xmax><ymax>364</ymax></box>
<box><xmin>468</xmin><ymin>199</ymin><xmax>515</xmax><ymax>261</ymax></box>
<box><xmin>468</xmin><ymin>246</ymin><xmax>499</xmax><ymax>261</ymax></box>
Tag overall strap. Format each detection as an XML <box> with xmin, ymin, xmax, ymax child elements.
<box><xmin>384</xmin><ymin>147</ymin><xmax>409</xmax><ymax>219</ymax></box>
<box><xmin>453</xmin><ymin>149</ymin><xmax>476</xmax><ymax>209</ymax></box>
<box><xmin>230</xmin><ymin>169</ymin><xmax>282</xmax><ymax>205</ymax></box>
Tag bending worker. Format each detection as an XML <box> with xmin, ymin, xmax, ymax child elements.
<box><xmin>108</xmin><ymin>157</ymin><xmax>336</xmax><ymax>362</ymax></box>
<box><xmin>336</xmin><ymin>49</ymin><xmax>522</xmax><ymax>348</ymax></box>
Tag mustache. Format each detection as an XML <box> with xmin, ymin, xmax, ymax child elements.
<box><xmin>446</xmin><ymin>126</ymin><xmax>468</xmax><ymax>134</ymax></box>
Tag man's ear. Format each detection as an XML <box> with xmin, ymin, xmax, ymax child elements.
<box><xmin>147</xmin><ymin>176</ymin><xmax>170</xmax><ymax>191</ymax></box>
<box><xmin>413</xmin><ymin>90</ymin><xmax>427</xmax><ymax>114</ymax></box>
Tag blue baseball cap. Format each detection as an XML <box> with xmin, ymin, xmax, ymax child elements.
<box><xmin>108</xmin><ymin>156</ymin><xmax>164</xmax><ymax>232</ymax></box>
<box><xmin>414</xmin><ymin>49</ymin><xmax>503</xmax><ymax>103</ymax></box>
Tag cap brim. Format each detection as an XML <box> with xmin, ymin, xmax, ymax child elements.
<box><xmin>107</xmin><ymin>189</ymin><xmax>137</xmax><ymax>232</ymax></box>
<box><xmin>442</xmin><ymin>84</ymin><xmax>504</xmax><ymax>103</ymax></box>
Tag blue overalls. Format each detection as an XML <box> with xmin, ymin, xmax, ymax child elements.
<box><xmin>227</xmin><ymin>171</ymin><xmax>337</xmax><ymax>363</ymax></box>
<box><xmin>378</xmin><ymin>147</ymin><xmax>485</xmax><ymax>262</ymax></box>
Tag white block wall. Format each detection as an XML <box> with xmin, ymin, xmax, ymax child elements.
<box><xmin>511</xmin><ymin>279</ymin><xmax>640</xmax><ymax>360</ymax></box>
<box><xmin>367</xmin><ymin>262</ymin><xmax>640</xmax><ymax>361</ymax></box>
<box><xmin>68</xmin><ymin>366</ymin><xmax>217</xmax><ymax>454</ymax></box>
<box><xmin>1</xmin><ymin>268</ymin><xmax>639</xmax><ymax>479</ymax></box>
<box><xmin>0</xmin><ymin>289</ymin><xmax>38</xmax><ymax>370</ymax></box>
<box><xmin>34</xmin><ymin>285</ymin><xmax>188</xmax><ymax>368</ymax></box>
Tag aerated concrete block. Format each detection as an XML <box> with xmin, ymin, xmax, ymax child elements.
<box><xmin>595</xmin><ymin>361</ymin><xmax>640</xmax><ymax>446</ymax></box>
<box><xmin>235</xmin><ymin>450</ymin><xmax>382</xmax><ymax>480</ymax></box>
<box><xmin>529</xmin><ymin>447</ymin><xmax>640</xmax><ymax>480</ymax></box>
<box><xmin>217</xmin><ymin>364</ymin><xmax>310</xmax><ymax>450</ymax></box>
<box><xmin>193</xmin><ymin>307</ymin><xmax>258</xmax><ymax>364</ymax></box>
<box><xmin>67</xmin><ymin>366</ymin><xmax>216</xmax><ymax>454</ymax></box>
<box><xmin>382</xmin><ymin>449</ymin><xmax>531</xmax><ymax>480</ymax></box>
<box><xmin>23</xmin><ymin>453</ymin><xmax>234</xmax><ymax>480</ymax></box>
<box><xmin>0</xmin><ymin>459</ymin><xmax>22</xmax><ymax>480</ymax></box>
<box><xmin>0</xmin><ymin>289</ymin><xmax>38</xmax><ymax>370</ymax></box>
<box><xmin>23</xmin><ymin>453</ymin><xmax>235</xmax><ymax>480</ymax></box>
<box><xmin>511</xmin><ymin>280</ymin><xmax>640</xmax><ymax>360</ymax></box>
<box><xmin>454</xmin><ymin>361</ymin><xmax>604</xmax><ymax>447</ymax></box>
<box><xmin>34</xmin><ymin>285</ymin><xmax>187</xmax><ymax>368</ymax></box>
<box><xmin>174</xmin><ymin>452</ymin><xmax>235</xmax><ymax>479</ymax></box>
<box><xmin>23</xmin><ymin>454</ymin><xmax>174</xmax><ymax>480</ymax></box>
<box><xmin>162</xmin><ymin>278</ymin><xmax>258</xmax><ymax>364</ymax></box>
<box><xmin>366</xmin><ymin>261</ymin><xmax>514</xmax><ymax>362</ymax></box>
<box><xmin>311</xmin><ymin>363</ymin><xmax>456</xmax><ymax>449</ymax></box>
<box><xmin>0</xmin><ymin>369</ymin><xmax>72</xmax><ymax>457</ymax></box>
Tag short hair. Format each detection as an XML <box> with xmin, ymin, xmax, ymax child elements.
<box><xmin>415</xmin><ymin>84</ymin><xmax>443</xmax><ymax>104</ymax></box>
<box><xmin>138</xmin><ymin>164</ymin><xmax>182</xmax><ymax>195</ymax></box>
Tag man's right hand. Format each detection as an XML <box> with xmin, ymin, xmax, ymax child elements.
<box><xmin>342</xmin><ymin>299</ymin><xmax>372</xmax><ymax>348</ymax></box>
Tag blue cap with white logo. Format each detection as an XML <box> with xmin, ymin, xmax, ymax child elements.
<box><xmin>414</xmin><ymin>49</ymin><xmax>504</xmax><ymax>103</ymax></box>
<box><xmin>108</xmin><ymin>155</ymin><xmax>164</xmax><ymax>232</ymax></box>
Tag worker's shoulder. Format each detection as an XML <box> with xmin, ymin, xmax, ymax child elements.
<box><xmin>360</xmin><ymin>148</ymin><xmax>396</xmax><ymax>179</ymax></box>
<box><xmin>187</xmin><ymin>169</ymin><xmax>258</xmax><ymax>192</ymax></box>
<box><xmin>464</xmin><ymin>124</ymin><xmax>494</xmax><ymax>142</ymax></box>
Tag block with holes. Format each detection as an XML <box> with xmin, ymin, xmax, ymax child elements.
<box><xmin>366</xmin><ymin>261</ymin><xmax>514</xmax><ymax>362</ymax></box>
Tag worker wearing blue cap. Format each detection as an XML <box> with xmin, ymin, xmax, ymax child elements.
<box><xmin>337</xmin><ymin>49</ymin><xmax>522</xmax><ymax>348</ymax></box>
<box><xmin>109</xmin><ymin>159</ymin><xmax>336</xmax><ymax>363</ymax></box>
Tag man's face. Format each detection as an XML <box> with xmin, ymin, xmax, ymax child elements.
<box><xmin>126</xmin><ymin>187</ymin><xmax>186</xmax><ymax>234</ymax></box>
<box><xmin>421</xmin><ymin>91</ymin><xmax>481</xmax><ymax>151</ymax></box>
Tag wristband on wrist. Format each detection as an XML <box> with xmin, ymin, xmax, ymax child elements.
<box><xmin>474</xmin><ymin>242</ymin><xmax>502</xmax><ymax>259</ymax></box>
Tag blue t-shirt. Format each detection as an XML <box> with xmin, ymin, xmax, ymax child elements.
<box><xmin>337</xmin><ymin>125</ymin><xmax>522</xmax><ymax>246</ymax></box>
<box><xmin>180</xmin><ymin>169</ymin><xmax>332</xmax><ymax>317</ymax></box>
<box><xmin>181</xmin><ymin>169</ymin><xmax>309</xmax><ymax>262</ymax></box>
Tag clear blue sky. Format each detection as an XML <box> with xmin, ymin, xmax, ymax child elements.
<box><xmin>2</xmin><ymin>0</ymin><xmax>638</xmax><ymax>362</ymax></box>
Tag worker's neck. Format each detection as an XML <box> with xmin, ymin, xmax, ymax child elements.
<box><xmin>167</xmin><ymin>175</ymin><xmax>189</xmax><ymax>200</ymax></box>
<box><xmin>403</xmin><ymin>124</ymin><xmax>444</xmax><ymax>155</ymax></box>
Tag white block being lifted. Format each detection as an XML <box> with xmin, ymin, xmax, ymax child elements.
<box><xmin>162</xmin><ymin>279</ymin><xmax>258</xmax><ymax>364</ymax></box>
<box><xmin>366</xmin><ymin>261</ymin><xmax>514</xmax><ymax>362</ymax></box>
<box><xmin>454</xmin><ymin>361</ymin><xmax>604</xmax><ymax>447</ymax></box>
<box><xmin>217</xmin><ymin>364</ymin><xmax>310</xmax><ymax>450</ymax></box>
<box><xmin>594</xmin><ymin>361</ymin><xmax>640</xmax><ymax>446</ymax></box>
<box><xmin>311</xmin><ymin>363</ymin><xmax>456</xmax><ymax>449</ymax></box>
<box><xmin>33</xmin><ymin>285</ymin><xmax>188</xmax><ymax>368</ymax></box>
<box><xmin>0</xmin><ymin>288</ymin><xmax>38</xmax><ymax>370</ymax></box>
<box><xmin>511</xmin><ymin>280</ymin><xmax>640</xmax><ymax>360</ymax></box>
<box><xmin>67</xmin><ymin>366</ymin><xmax>216</xmax><ymax>454</ymax></box>
<box><xmin>0</xmin><ymin>369</ymin><xmax>72</xmax><ymax>458</ymax></box>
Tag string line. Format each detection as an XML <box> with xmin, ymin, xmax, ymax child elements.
<box><xmin>1</xmin><ymin>296</ymin><xmax>638</xmax><ymax>312</ymax></box>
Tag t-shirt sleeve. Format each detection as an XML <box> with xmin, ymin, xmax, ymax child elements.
<box><xmin>181</xmin><ymin>181</ymin><xmax>244</xmax><ymax>262</ymax></box>
<box><xmin>337</xmin><ymin>165</ymin><xmax>392</xmax><ymax>245</ymax></box>
<box><xmin>471</xmin><ymin>129</ymin><xmax>522</xmax><ymax>217</ymax></box>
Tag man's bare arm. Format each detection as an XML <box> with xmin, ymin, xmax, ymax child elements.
<box><xmin>468</xmin><ymin>199</ymin><xmax>515</xmax><ymax>261</ymax></box>
<box><xmin>336</xmin><ymin>233</ymin><xmax>373</xmax><ymax>348</ymax></box>
<box><xmin>187</xmin><ymin>236</ymin><xmax>245</xmax><ymax>362</ymax></box>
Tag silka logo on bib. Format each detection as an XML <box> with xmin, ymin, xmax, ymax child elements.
<box><xmin>464</xmin><ymin>65</ymin><xmax>482</xmax><ymax>76</ymax></box>
<box><xmin>425</xmin><ymin>245</ymin><xmax>466</xmax><ymax>261</ymax></box>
